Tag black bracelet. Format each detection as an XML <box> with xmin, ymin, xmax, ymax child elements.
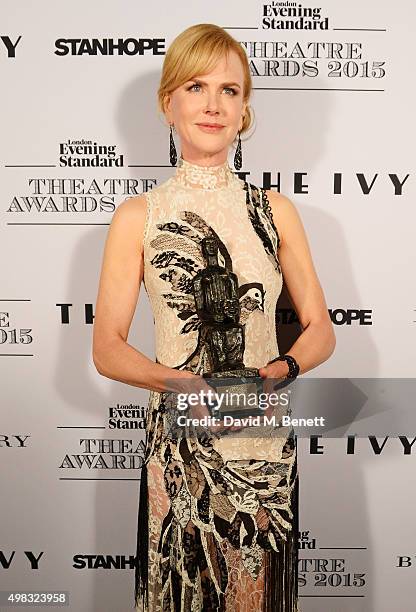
<box><xmin>268</xmin><ymin>353</ymin><xmax>300</xmax><ymax>379</ymax></box>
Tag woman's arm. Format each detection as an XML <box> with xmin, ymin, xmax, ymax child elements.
<box><xmin>259</xmin><ymin>190</ymin><xmax>336</xmax><ymax>379</ymax></box>
<box><xmin>92</xmin><ymin>195</ymin><xmax>196</xmax><ymax>393</ymax></box>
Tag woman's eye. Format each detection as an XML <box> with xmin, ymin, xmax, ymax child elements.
<box><xmin>188</xmin><ymin>84</ymin><xmax>236</xmax><ymax>95</ymax></box>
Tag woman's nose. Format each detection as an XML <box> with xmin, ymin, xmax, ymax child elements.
<box><xmin>205</xmin><ymin>90</ymin><xmax>221</xmax><ymax>113</ymax></box>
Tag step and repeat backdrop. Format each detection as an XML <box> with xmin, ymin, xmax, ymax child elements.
<box><xmin>2</xmin><ymin>1</ymin><xmax>415</xmax><ymax>611</ymax></box>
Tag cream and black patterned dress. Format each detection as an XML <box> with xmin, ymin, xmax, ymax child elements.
<box><xmin>134</xmin><ymin>157</ymin><xmax>300</xmax><ymax>612</ymax></box>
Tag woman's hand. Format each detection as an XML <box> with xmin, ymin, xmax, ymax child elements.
<box><xmin>257</xmin><ymin>360</ymin><xmax>289</xmax><ymax>422</ymax></box>
<box><xmin>171</xmin><ymin>373</ymin><xmax>244</xmax><ymax>434</ymax></box>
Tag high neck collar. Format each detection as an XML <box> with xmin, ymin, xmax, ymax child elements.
<box><xmin>172</xmin><ymin>156</ymin><xmax>236</xmax><ymax>190</ymax></box>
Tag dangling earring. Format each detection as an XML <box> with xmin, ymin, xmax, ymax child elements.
<box><xmin>234</xmin><ymin>130</ymin><xmax>242</xmax><ymax>170</ymax></box>
<box><xmin>169</xmin><ymin>124</ymin><xmax>177</xmax><ymax>166</ymax></box>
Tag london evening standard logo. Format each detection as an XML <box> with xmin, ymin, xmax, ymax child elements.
<box><xmin>262</xmin><ymin>1</ymin><xmax>328</xmax><ymax>30</ymax></box>
<box><xmin>58</xmin><ymin>404</ymin><xmax>147</xmax><ymax>470</ymax></box>
<box><xmin>244</xmin><ymin>3</ymin><xmax>385</xmax><ymax>81</ymax></box>
<box><xmin>7</xmin><ymin>150</ymin><xmax>157</xmax><ymax>214</ymax></box>
<box><xmin>108</xmin><ymin>403</ymin><xmax>146</xmax><ymax>430</ymax></box>
<box><xmin>59</xmin><ymin>139</ymin><xmax>123</xmax><ymax>168</ymax></box>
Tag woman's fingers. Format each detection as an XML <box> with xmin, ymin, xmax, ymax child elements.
<box><xmin>174</xmin><ymin>374</ymin><xmax>247</xmax><ymax>433</ymax></box>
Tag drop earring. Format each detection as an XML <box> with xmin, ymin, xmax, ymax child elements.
<box><xmin>234</xmin><ymin>130</ymin><xmax>242</xmax><ymax>170</ymax></box>
<box><xmin>169</xmin><ymin>124</ymin><xmax>177</xmax><ymax>166</ymax></box>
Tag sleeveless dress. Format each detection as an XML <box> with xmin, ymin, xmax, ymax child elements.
<box><xmin>135</xmin><ymin>157</ymin><xmax>300</xmax><ymax>612</ymax></box>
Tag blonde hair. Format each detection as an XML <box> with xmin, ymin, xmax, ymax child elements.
<box><xmin>158</xmin><ymin>23</ymin><xmax>253</xmax><ymax>135</ymax></box>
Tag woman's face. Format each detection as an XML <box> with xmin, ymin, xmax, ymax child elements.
<box><xmin>164</xmin><ymin>50</ymin><xmax>247</xmax><ymax>165</ymax></box>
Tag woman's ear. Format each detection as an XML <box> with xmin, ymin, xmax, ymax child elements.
<box><xmin>239</xmin><ymin>100</ymin><xmax>248</xmax><ymax>131</ymax></box>
<box><xmin>163</xmin><ymin>93</ymin><xmax>172</xmax><ymax>124</ymax></box>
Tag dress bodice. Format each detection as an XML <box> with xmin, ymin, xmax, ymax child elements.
<box><xmin>141</xmin><ymin>156</ymin><xmax>287</xmax><ymax>462</ymax></box>
<box><xmin>142</xmin><ymin>156</ymin><xmax>283</xmax><ymax>372</ymax></box>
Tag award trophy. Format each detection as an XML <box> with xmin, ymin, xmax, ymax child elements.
<box><xmin>192</xmin><ymin>235</ymin><xmax>265</xmax><ymax>420</ymax></box>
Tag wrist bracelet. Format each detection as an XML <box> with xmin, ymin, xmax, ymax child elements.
<box><xmin>268</xmin><ymin>353</ymin><xmax>300</xmax><ymax>379</ymax></box>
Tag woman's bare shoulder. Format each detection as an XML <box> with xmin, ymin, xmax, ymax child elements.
<box><xmin>264</xmin><ymin>189</ymin><xmax>297</xmax><ymax>213</ymax></box>
<box><xmin>115</xmin><ymin>194</ymin><xmax>147</xmax><ymax>219</ymax></box>
<box><xmin>105</xmin><ymin>194</ymin><xmax>150</xmax><ymax>256</ymax></box>
<box><xmin>111</xmin><ymin>194</ymin><xmax>148</xmax><ymax>231</ymax></box>
<box><xmin>264</xmin><ymin>189</ymin><xmax>300</xmax><ymax>246</ymax></box>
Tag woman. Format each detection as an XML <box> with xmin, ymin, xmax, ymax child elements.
<box><xmin>92</xmin><ymin>23</ymin><xmax>335</xmax><ymax>612</ymax></box>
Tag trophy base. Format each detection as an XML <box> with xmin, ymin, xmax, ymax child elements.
<box><xmin>202</xmin><ymin>368</ymin><xmax>264</xmax><ymax>419</ymax></box>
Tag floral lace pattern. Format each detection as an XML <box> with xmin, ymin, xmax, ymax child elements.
<box><xmin>172</xmin><ymin>156</ymin><xmax>237</xmax><ymax>190</ymax></box>
<box><xmin>135</xmin><ymin>159</ymin><xmax>300</xmax><ymax>611</ymax></box>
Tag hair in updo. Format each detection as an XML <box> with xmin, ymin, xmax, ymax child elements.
<box><xmin>157</xmin><ymin>23</ymin><xmax>254</xmax><ymax>136</ymax></box>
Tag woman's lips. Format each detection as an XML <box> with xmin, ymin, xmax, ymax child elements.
<box><xmin>196</xmin><ymin>123</ymin><xmax>225</xmax><ymax>132</ymax></box>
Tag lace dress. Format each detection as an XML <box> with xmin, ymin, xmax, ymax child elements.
<box><xmin>134</xmin><ymin>157</ymin><xmax>300</xmax><ymax>612</ymax></box>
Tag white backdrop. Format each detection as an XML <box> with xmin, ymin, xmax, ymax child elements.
<box><xmin>1</xmin><ymin>1</ymin><xmax>415</xmax><ymax>611</ymax></box>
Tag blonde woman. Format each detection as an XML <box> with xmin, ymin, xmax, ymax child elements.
<box><xmin>93</xmin><ymin>23</ymin><xmax>335</xmax><ymax>612</ymax></box>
